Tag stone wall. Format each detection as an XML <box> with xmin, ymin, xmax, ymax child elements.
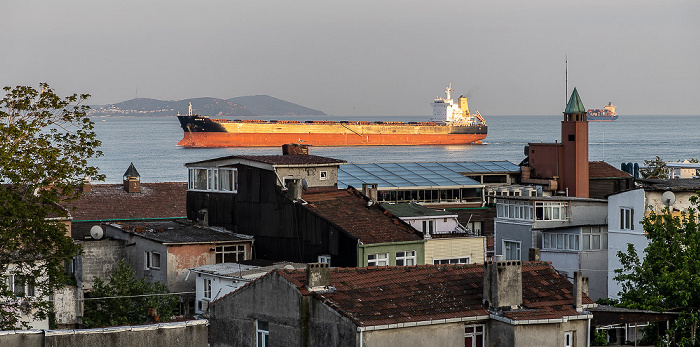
<box><xmin>0</xmin><ymin>320</ymin><xmax>208</xmax><ymax>347</ymax></box>
<box><xmin>77</xmin><ymin>239</ymin><xmax>126</xmax><ymax>290</ymax></box>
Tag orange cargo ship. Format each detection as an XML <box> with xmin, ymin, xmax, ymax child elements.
<box><xmin>177</xmin><ymin>85</ymin><xmax>487</xmax><ymax>147</ymax></box>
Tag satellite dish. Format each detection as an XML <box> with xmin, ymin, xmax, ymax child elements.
<box><xmin>661</xmin><ymin>191</ymin><xmax>676</xmax><ymax>207</ymax></box>
<box><xmin>90</xmin><ymin>225</ymin><xmax>104</xmax><ymax>240</ymax></box>
<box><xmin>283</xmin><ymin>264</ymin><xmax>295</xmax><ymax>270</ymax></box>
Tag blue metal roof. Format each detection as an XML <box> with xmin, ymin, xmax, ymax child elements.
<box><xmin>338</xmin><ymin>161</ymin><xmax>519</xmax><ymax>189</ymax></box>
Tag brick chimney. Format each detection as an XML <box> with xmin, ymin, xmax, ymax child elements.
<box><xmin>282</xmin><ymin>143</ymin><xmax>310</xmax><ymax>155</ymax></box>
<box><xmin>306</xmin><ymin>263</ymin><xmax>330</xmax><ymax>291</ymax></box>
<box><xmin>123</xmin><ymin>162</ymin><xmax>141</xmax><ymax>193</ymax></box>
<box><xmin>483</xmin><ymin>261</ymin><xmax>523</xmax><ymax>310</ymax></box>
<box><xmin>82</xmin><ymin>176</ymin><xmax>92</xmax><ymax>193</ymax></box>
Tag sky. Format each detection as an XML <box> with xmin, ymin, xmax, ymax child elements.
<box><xmin>2</xmin><ymin>1</ymin><xmax>698</xmax><ymax>116</ymax></box>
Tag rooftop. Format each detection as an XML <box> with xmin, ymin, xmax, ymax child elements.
<box><xmin>275</xmin><ymin>262</ymin><xmax>593</xmax><ymax>327</ymax></box>
<box><xmin>589</xmin><ymin>161</ymin><xmax>631</xmax><ymax>179</ymax></box>
<box><xmin>302</xmin><ymin>188</ymin><xmax>423</xmax><ymax>244</ymax></box>
<box><xmin>338</xmin><ymin>161</ymin><xmax>517</xmax><ymax>189</ymax></box>
<box><xmin>380</xmin><ymin>202</ymin><xmax>454</xmax><ymax>218</ymax></box>
<box><xmin>186</xmin><ymin>154</ymin><xmax>346</xmax><ymax>167</ymax></box>
<box><xmin>638</xmin><ymin>178</ymin><xmax>700</xmax><ymax>191</ymax></box>
<box><xmin>107</xmin><ymin>220</ymin><xmax>253</xmax><ymax>245</ymax></box>
<box><xmin>564</xmin><ymin>88</ymin><xmax>586</xmax><ymax>114</ymax></box>
<box><xmin>190</xmin><ymin>262</ymin><xmax>306</xmax><ymax>280</ymax></box>
<box><xmin>66</xmin><ymin>182</ymin><xmax>187</xmax><ymax>221</ymax></box>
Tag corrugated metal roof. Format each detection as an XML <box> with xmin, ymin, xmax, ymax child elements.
<box><xmin>338</xmin><ymin>161</ymin><xmax>518</xmax><ymax>189</ymax></box>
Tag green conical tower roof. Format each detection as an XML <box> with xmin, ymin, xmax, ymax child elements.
<box><xmin>564</xmin><ymin>87</ymin><xmax>586</xmax><ymax>114</ymax></box>
<box><xmin>123</xmin><ymin>162</ymin><xmax>140</xmax><ymax>179</ymax></box>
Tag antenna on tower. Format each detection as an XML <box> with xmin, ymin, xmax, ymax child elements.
<box><xmin>565</xmin><ymin>55</ymin><xmax>568</xmax><ymax>106</ymax></box>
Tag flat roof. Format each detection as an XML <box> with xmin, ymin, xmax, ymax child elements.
<box><xmin>338</xmin><ymin>161</ymin><xmax>518</xmax><ymax>189</ymax></box>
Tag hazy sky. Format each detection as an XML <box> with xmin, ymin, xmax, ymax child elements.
<box><xmin>2</xmin><ymin>1</ymin><xmax>698</xmax><ymax>116</ymax></box>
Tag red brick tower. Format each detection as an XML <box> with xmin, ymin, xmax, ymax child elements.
<box><xmin>560</xmin><ymin>88</ymin><xmax>589</xmax><ymax>198</ymax></box>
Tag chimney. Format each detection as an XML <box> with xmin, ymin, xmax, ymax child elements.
<box><xmin>573</xmin><ymin>271</ymin><xmax>583</xmax><ymax>311</ymax></box>
<box><xmin>123</xmin><ymin>162</ymin><xmax>141</xmax><ymax>193</ymax></box>
<box><xmin>82</xmin><ymin>176</ymin><xmax>92</xmax><ymax>193</ymax></box>
<box><xmin>286</xmin><ymin>178</ymin><xmax>302</xmax><ymax>200</ymax></box>
<box><xmin>306</xmin><ymin>263</ymin><xmax>330</xmax><ymax>291</ymax></box>
<box><xmin>282</xmin><ymin>143</ymin><xmax>310</xmax><ymax>155</ymax></box>
<box><xmin>528</xmin><ymin>248</ymin><xmax>540</xmax><ymax>261</ymax></box>
<box><xmin>362</xmin><ymin>183</ymin><xmax>378</xmax><ymax>204</ymax></box>
<box><xmin>483</xmin><ymin>261</ymin><xmax>522</xmax><ymax>310</ymax></box>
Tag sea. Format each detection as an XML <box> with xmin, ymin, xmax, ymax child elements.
<box><xmin>89</xmin><ymin>115</ymin><xmax>699</xmax><ymax>184</ymax></box>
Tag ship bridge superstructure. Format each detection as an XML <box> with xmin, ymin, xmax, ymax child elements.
<box><xmin>431</xmin><ymin>83</ymin><xmax>486</xmax><ymax>126</ymax></box>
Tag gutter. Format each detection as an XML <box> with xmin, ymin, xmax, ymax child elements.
<box><xmin>488</xmin><ymin>312</ymin><xmax>593</xmax><ymax>326</ymax></box>
<box><xmin>355</xmin><ymin>315</ymin><xmax>490</xmax><ymax>332</ymax></box>
<box><xmin>72</xmin><ymin>217</ymin><xmax>187</xmax><ymax>223</ymax></box>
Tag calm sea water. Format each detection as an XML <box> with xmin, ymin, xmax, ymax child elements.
<box><xmin>89</xmin><ymin>115</ymin><xmax>700</xmax><ymax>183</ymax></box>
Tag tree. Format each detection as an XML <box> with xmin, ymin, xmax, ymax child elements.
<box><xmin>615</xmin><ymin>195</ymin><xmax>700</xmax><ymax>346</ymax></box>
<box><xmin>82</xmin><ymin>261</ymin><xmax>180</xmax><ymax>328</ymax></box>
<box><xmin>640</xmin><ymin>156</ymin><xmax>670</xmax><ymax>179</ymax></box>
<box><xmin>0</xmin><ymin>83</ymin><xmax>103</xmax><ymax>329</ymax></box>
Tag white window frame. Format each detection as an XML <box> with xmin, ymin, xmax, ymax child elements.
<box><xmin>395</xmin><ymin>251</ymin><xmax>416</xmax><ymax>266</ymax></box>
<box><xmin>465</xmin><ymin>324</ymin><xmax>485</xmax><ymax>347</ymax></box>
<box><xmin>216</xmin><ymin>244</ymin><xmax>246</xmax><ymax>263</ymax></box>
<box><xmin>367</xmin><ymin>253</ymin><xmax>389</xmax><ymax>267</ymax></box>
<box><xmin>422</xmin><ymin>220</ymin><xmax>435</xmax><ymax>234</ymax></box>
<box><xmin>145</xmin><ymin>251</ymin><xmax>161</xmax><ymax>270</ymax></box>
<box><xmin>503</xmin><ymin>240</ymin><xmax>521</xmax><ymax>261</ymax></box>
<box><xmin>6</xmin><ymin>275</ymin><xmax>35</xmax><ymax>297</ymax></box>
<box><xmin>256</xmin><ymin>320</ymin><xmax>269</xmax><ymax>347</ymax></box>
<box><xmin>582</xmin><ymin>226</ymin><xmax>608</xmax><ymax>250</ymax></box>
<box><xmin>188</xmin><ymin>167</ymin><xmax>238</xmax><ymax>193</ymax></box>
<box><xmin>319</xmin><ymin>170</ymin><xmax>328</xmax><ymax>181</ymax></box>
<box><xmin>318</xmin><ymin>255</ymin><xmax>331</xmax><ymax>265</ymax></box>
<box><xmin>564</xmin><ymin>330</ymin><xmax>574</xmax><ymax>347</ymax></box>
<box><xmin>535</xmin><ymin>201</ymin><xmax>568</xmax><ymax>221</ymax></box>
<box><xmin>620</xmin><ymin>207</ymin><xmax>634</xmax><ymax>230</ymax></box>
<box><xmin>542</xmin><ymin>233</ymin><xmax>580</xmax><ymax>251</ymax></box>
<box><xmin>433</xmin><ymin>257</ymin><xmax>470</xmax><ymax>265</ymax></box>
<box><xmin>203</xmin><ymin>278</ymin><xmax>212</xmax><ymax>300</ymax></box>
<box><xmin>497</xmin><ymin>200</ymin><xmax>533</xmax><ymax>221</ymax></box>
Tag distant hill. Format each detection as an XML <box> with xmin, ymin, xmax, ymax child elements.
<box><xmin>227</xmin><ymin>95</ymin><xmax>326</xmax><ymax>117</ymax></box>
<box><xmin>87</xmin><ymin>95</ymin><xmax>325</xmax><ymax>118</ymax></box>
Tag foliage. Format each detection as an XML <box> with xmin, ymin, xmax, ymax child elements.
<box><xmin>0</xmin><ymin>83</ymin><xmax>103</xmax><ymax>329</ymax></box>
<box><xmin>591</xmin><ymin>328</ymin><xmax>610</xmax><ymax>346</ymax></box>
<box><xmin>640</xmin><ymin>156</ymin><xmax>669</xmax><ymax>179</ymax></box>
<box><xmin>82</xmin><ymin>261</ymin><xmax>180</xmax><ymax>328</ymax></box>
<box><xmin>615</xmin><ymin>195</ymin><xmax>700</xmax><ymax>346</ymax></box>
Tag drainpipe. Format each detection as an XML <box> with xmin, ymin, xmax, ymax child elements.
<box><xmin>587</xmin><ymin>316</ymin><xmax>591</xmax><ymax>347</ymax></box>
<box><xmin>359</xmin><ymin>328</ymin><xmax>363</xmax><ymax>347</ymax></box>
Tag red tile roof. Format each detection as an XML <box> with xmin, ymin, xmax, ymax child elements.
<box><xmin>277</xmin><ymin>262</ymin><xmax>592</xmax><ymax>327</ymax></box>
<box><xmin>66</xmin><ymin>182</ymin><xmax>187</xmax><ymax>221</ymax></box>
<box><xmin>589</xmin><ymin>161</ymin><xmax>631</xmax><ymax>178</ymax></box>
<box><xmin>302</xmin><ymin>188</ymin><xmax>423</xmax><ymax>244</ymax></box>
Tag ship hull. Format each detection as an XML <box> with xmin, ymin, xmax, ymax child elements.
<box><xmin>177</xmin><ymin>116</ymin><xmax>487</xmax><ymax>147</ymax></box>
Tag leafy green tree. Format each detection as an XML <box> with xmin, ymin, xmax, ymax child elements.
<box><xmin>615</xmin><ymin>195</ymin><xmax>700</xmax><ymax>346</ymax></box>
<box><xmin>640</xmin><ymin>156</ymin><xmax>669</xmax><ymax>179</ymax></box>
<box><xmin>82</xmin><ymin>261</ymin><xmax>180</xmax><ymax>328</ymax></box>
<box><xmin>1</xmin><ymin>83</ymin><xmax>103</xmax><ymax>329</ymax></box>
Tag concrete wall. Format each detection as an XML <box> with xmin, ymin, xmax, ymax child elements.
<box><xmin>276</xmin><ymin>165</ymin><xmax>338</xmax><ymax>188</ymax></box>
<box><xmin>425</xmin><ymin>236</ymin><xmax>486</xmax><ymax>264</ymax></box>
<box><xmin>580</xmin><ymin>249</ymin><xmax>608</xmax><ymax>300</ymax></box>
<box><xmin>209</xmin><ymin>272</ymin><xmax>357</xmax><ymax>347</ymax></box>
<box><xmin>167</xmin><ymin>243</ymin><xmax>217</xmax><ymax>293</ymax></box>
<box><xmin>607</xmin><ymin>189</ymin><xmax>648</xmax><ymax>299</ymax></box>
<box><xmin>105</xmin><ymin>226</ymin><xmax>169</xmax><ymax>289</ymax></box>
<box><xmin>53</xmin><ymin>285</ymin><xmax>80</xmax><ymax>328</ymax></box>
<box><xmin>403</xmin><ymin>215</ymin><xmax>459</xmax><ymax>234</ymax></box>
<box><xmin>488</xmin><ymin>319</ymin><xmax>588</xmax><ymax>347</ymax></box>
<box><xmin>362</xmin><ymin>322</ymin><xmax>466</xmax><ymax>347</ymax></box>
<box><xmin>0</xmin><ymin>320</ymin><xmax>208</xmax><ymax>347</ymax></box>
<box><xmin>77</xmin><ymin>239</ymin><xmax>126</xmax><ymax>290</ymax></box>
<box><xmin>494</xmin><ymin>220</ymin><xmax>532</xmax><ymax>260</ymax></box>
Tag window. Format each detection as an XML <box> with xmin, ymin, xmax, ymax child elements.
<box><xmin>582</xmin><ymin>226</ymin><xmax>608</xmax><ymax>250</ymax></box>
<box><xmin>466</xmin><ymin>221</ymin><xmax>482</xmax><ymax>235</ymax></box>
<box><xmin>256</xmin><ymin>320</ymin><xmax>269</xmax><ymax>347</ymax></box>
<box><xmin>496</xmin><ymin>200</ymin><xmax>533</xmax><ymax>220</ymax></box>
<box><xmin>7</xmin><ymin>275</ymin><xmax>34</xmax><ymax>297</ymax></box>
<box><xmin>319</xmin><ymin>171</ymin><xmax>328</xmax><ymax>180</ymax></box>
<box><xmin>535</xmin><ymin>201</ymin><xmax>568</xmax><ymax>221</ymax></box>
<box><xmin>620</xmin><ymin>207</ymin><xmax>634</xmax><ymax>230</ymax></box>
<box><xmin>395</xmin><ymin>251</ymin><xmax>416</xmax><ymax>266</ymax></box>
<box><xmin>188</xmin><ymin>167</ymin><xmax>238</xmax><ymax>193</ymax></box>
<box><xmin>146</xmin><ymin>251</ymin><xmax>161</xmax><ymax>269</ymax></box>
<box><xmin>543</xmin><ymin>233</ymin><xmax>579</xmax><ymax>251</ymax></box>
<box><xmin>318</xmin><ymin>255</ymin><xmax>331</xmax><ymax>265</ymax></box>
<box><xmin>504</xmin><ymin>240</ymin><xmax>521</xmax><ymax>261</ymax></box>
<box><xmin>203</xmin><ymin>278</ymin><xmax>212</xmax><ymax>299</ymax></box>
<box><xmin>367</xmin><ymin>253</ymin><xmax>389</xmax><ymax>266</ymax></box>
<box><xmin>216</xmin><ymin>244</ymin><xmax>246</xmax><ymax>263</ymax></box>
<box><xmin>434</xmin><ymin>257</ymin><xmax>470</xmax><ymax>265</ymax></box>
<box><xmin>422</xmin><ymin>220</ymin><xmax>435</xmax><ymax>234</ymax></box>
<box><xmin>219</xmin><ymin>168</ymin><xmax>238</xmax><ymax>192</ymax></box>
<box><xmin>465</xmin><ymin>324</ymin><xmax>485</xmax><ymax>347</ymax></box>
<box><xmin>564</xmin><ymin>331</ymin><xmax>574</xmax><ymax>347</ymax></box>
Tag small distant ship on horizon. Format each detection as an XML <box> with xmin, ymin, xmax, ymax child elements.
<box><xmin>587</xmin><ymin>102</ymin><xmax>618</xmax><ymax>121</ymax></box>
